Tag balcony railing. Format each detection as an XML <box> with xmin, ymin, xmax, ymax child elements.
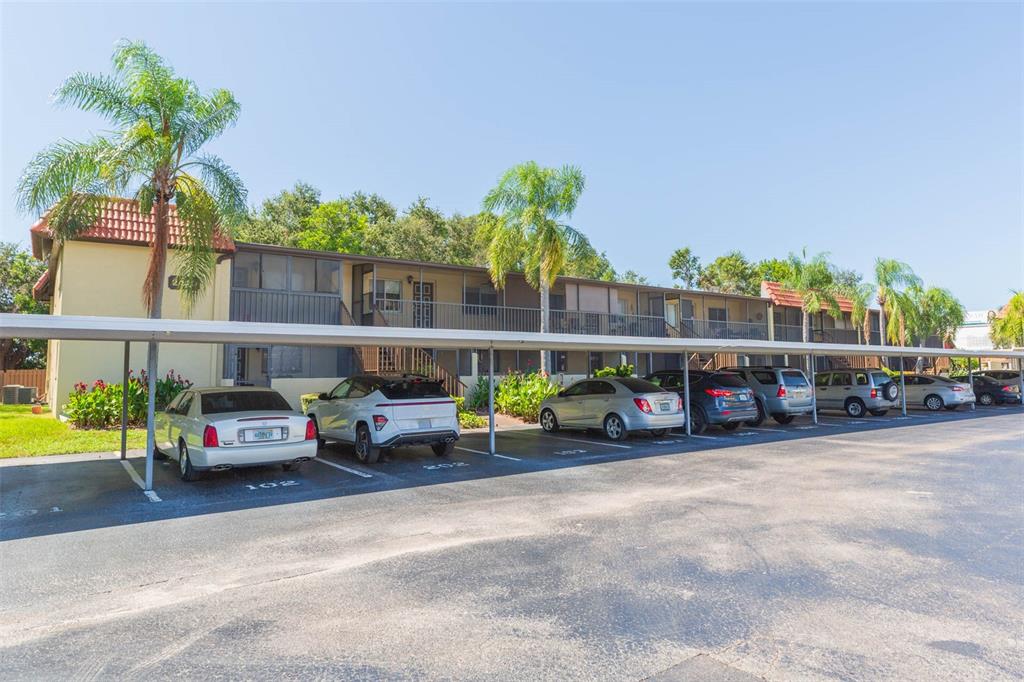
<box><xmin>549</xmin><ymin>310</ymin><xmax>668</xmax><ymax>338</ymax></box>
<box><xmin>678</xmin><ymin>318</ymin><xmax>769</xmax><ymax>341</ymax></box>
<box><xmin>231</xmin><ymin>289</ymin><xmax>344</xmax><ymax>325</ymax></box>
<box><xmin>775</xmin><ymin>324</ymin><xmax>872</xmax><ymax>345</ymax></box>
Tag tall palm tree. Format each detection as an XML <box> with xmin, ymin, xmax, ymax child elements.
<box><xmin>990</xmin><ymin>291</ymin><xmax>1024</xmax><ymax>349</ymax></box>
<box><xmin>844</xmin><ymin>282</ymin><xmax>875</xmax><ymax>345</ymax></box>
<box><xmin>482</xmin><ymin>162</ymin><xmax>588</xmax><ymax>373</ymax></box>
<box><xmin>906</xmin><ymin>285</ymin><xmax>964</xmax><ymax>372</ymax></box>
<box><xmin>18</xmin><ymin>41</ymin><xmax>247</xmax><ymax>485</ymax></box>
<box><xmin>781</xmin><ymin>249</ymin><xmax>843</xmax><ymax>343</ymax></box>
<box><xmin>873</xmin><ymin>258</ymin><xmax>920</xmax><ymax>347</ymax></box>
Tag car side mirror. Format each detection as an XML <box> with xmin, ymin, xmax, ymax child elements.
<box><xmin>318</xmin><ymin>392</ymin><xmax>331</xmax><ymax>401</ymax></box>
<box><xmin>557</xmin><ymin>390</ymin><xmax>567</xmax><ymax>398</ymax></box>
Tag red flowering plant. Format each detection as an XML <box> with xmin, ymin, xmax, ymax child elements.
<box><xmin>64</xmin><ymin>369</ymin><xmax>192</xmax><ymax>429</ymax></box>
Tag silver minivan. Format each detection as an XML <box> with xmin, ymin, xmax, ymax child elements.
<box><xmin>814</xmin><ymin>370</ymin><xmax>899</xmax><ymax>417</ymax></box>
<box><xmin>724</xmin><ymin>366</ymin><xmax>814</xmax><ymax>425</ymax></box>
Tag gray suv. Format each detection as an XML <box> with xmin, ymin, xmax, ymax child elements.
<box><xmin>814</xmin><ymin>369</ymin><xmax>899</xmax><ymax>417</ymax></box>
<box><xmin>723</xmin><ymin>366</ymin><xmax>814</xmax><ymax>425</ymax></box>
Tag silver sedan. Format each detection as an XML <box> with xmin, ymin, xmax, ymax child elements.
<box><xmin>902</xmin><ymin>374</ymin><xmax>975</xmax><ymax>411</ymax></box>
<box><xmin>540</xmin><ymin>377</ymin><xmax>685</xmax><ymax>441</ymax></box>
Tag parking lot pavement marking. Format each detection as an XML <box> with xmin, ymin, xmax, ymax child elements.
<box><xmin>737</xmin><ymin>427</ymin><xmax>781</xmax><ymax>433</ymax></box>
<box><xmin>530</xmin><ymin>434</ymin><xmax>633</xmax><ymax>450</ymax></box>
<box><xmin>686</xmin><ymin>434</ymin><xmax>722</xmax><ymax>440</ymax></box>
<box><xmin>904</xmin><ymin>490</ymin><xmax>934</xmax><ymax>496</ymax></box>
<box><xmin>314</xmin><ymin>457</ymin><xmax>374</xmax><ymax>478</ymax></box>
<box><xmin>119</xmin><ymin>460</ymin><xmax>162</xmax><ymax>502</ymax></box>
<box><xmin>454</xmin><ymin>446</ymin><xmax>521</xmax><ymax>461</ymax></box>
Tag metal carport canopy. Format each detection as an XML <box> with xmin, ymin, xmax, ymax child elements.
<box><xmin>2</xmin><ymin>313</ymin><xmax>1022</xmax><ymax>359</ymax></box>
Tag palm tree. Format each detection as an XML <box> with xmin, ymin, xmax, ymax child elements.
<box><xmin>873</xmin><ymin>258</ymin><xmax>920</xmax><ymax>347</ymax></box>
<box><xmin>482</xmin><ymin>162</ymin><xmax>589</xmax><ymax>373</ymax></box>
<box><xmin>990</xmin><ymin>291</ymin><xmax>1024</xmax><ymax>349</ymax></box>
<box><xmin>781</xmin><ymin>249</ymin><xmax>843</xmax><ymax>343</ymax></box>
<box><xmin>844</xmin><ymin>282</ymin><xmax>875</xmax><ymax>345</ymax></box>
<box><xmin>906</xmin><ymin>285</ymin><xmax>965</xmax><ymax>371</ymax></box>
<box><xmin>18</xmin><ymin>41</ymin><xmax>247</xmax><ymax>485</ymax></box>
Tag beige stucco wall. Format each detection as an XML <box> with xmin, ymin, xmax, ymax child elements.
<box><xmin>47</xmin><ymin>241</ymin><xmax>230</xmax><ymax>415</ymax></box>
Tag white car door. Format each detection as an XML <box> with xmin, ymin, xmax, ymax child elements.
<box><xmin>159</xmin><ymin>392</ymin><xmax>186</xmax><ymax>453</ymax></box>
<box><xmin>168</xmin><ymin>392</ymin><xmax>195</xmax><ymax>452</ymax></box>
<box><xmin>336</xmin><ymin>379</ymin><xmax>373</xmax><ymax>441</ymax></box>
<box><xmin>317</xmin><ymin>380</ymin><xmax>352</xmax><ymax>437</ymax></box>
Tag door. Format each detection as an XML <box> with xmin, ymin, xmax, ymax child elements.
<box><xmin>414</xmin><ymin>282</ymin><xmax>434</xmax><ymax>328</ymax></box>
<box><xmin>815</xmin><ymin>372</ymin><xmax>834</xmax><ymax>407</ymax></box>
<box><xmin>167</xmin><ymin>391</ymin><xmax>194</xmax><ymax>453</ymax></box>
<box><xmin>578</xmin><ymin>380</ymin><xmax>616</xmax><ymax>425</ymax></box>
<box><xmin>158</xmin><ymin>391</ymin><xmax>187</xmax><ymax>452</ymax></box>
<box><xmin>556</xmin><ymin>381</ymin><xmax>592</xmax><ymax>425</ymax></box>
<box><xmin>318</xmin><ymin>379</ymin><xmax>352</xmax><ymax>436</ymax></box>
<box><xmin>831</xmin><ymin>372</ymin><xmax>854</xmax><ymax>406</ymax></box>
<box><xmin>233</xmin><ymin>346</ymin><xmax>270</xmax><ymax>387</ymax></box>
<box><xmin>337</xmin><ymin>378</ymin><xmax>373</xmax><ymax>439</ymax></box>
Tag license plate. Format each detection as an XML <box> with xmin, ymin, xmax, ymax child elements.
<box><xmin>737</xmin><ymin>394</ymin><xmax>749</xmax><ymax>401</ymax></box>
<box><xmin>417</xmin><ymin>418</ymin><xmax>431</xmax><ymax>429</ymax></box>
<box><xmin>246</xmin><ymin>428</ymin><xmax>282</xmax><ymax>442</ymax></box>
<box><xmin>658</xmin><ymin>401</ymin><xmax>671</xmax><ymax>412</ymax></box>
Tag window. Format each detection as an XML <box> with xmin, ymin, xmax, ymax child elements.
<box><xmin>550</xmin><ymin>293</ymin><xmax>566</xmax><ymax>311</ymax></box>
<box><xmin>782</xmin><ymin>371</ymin><xmax>809</xmax><ymax>387</ymax></box>
<box><xmin>290</xmin><ymin>257</ymin><xmax>316</xmax><ymax>292</ymax></box>
<box><xmin>593</xmin><ymin>380</ymin><xmax>618</xmax><ymax>394</ymax></box>
<box><xmin>554</xmin><ymin>351</ymin><xmax>568</xmax><ymax>373</ymax></box>
<box><xmin>752</xmin><ymin>371</ymin><xmax>777</xmax><ymax>385</ymax></box>
<box><xmin>233</xmin><ymin>252</ymin><xmax>260</xmax><ymax>288</ymax></box>
<box><xmin>711</xmin><ymin>372</ymin><xmax>749</xmax><ymax>388</ymax></box>
<box><xmin>165</xmin><ymin>392</ymin><xmax>186</xmax><ymax>414</ymax></box>
<box><xmin>562</xmin><ymin>382</ymin><xmax>590</xmax><ymax>397</ymax></box>
<box><xmin>870</xmin><ymin>372</ymin><xmax>890</xmax><ymax>386</ymax></box>
<box><xmin>329</xmin><ymin>380</ymin><xmax>352</xmax><ymax>399</ymax></box>
<box><xmin>316</xmin><ymin>260</ymin><xmax>341</xmax><ymax>294</ymax></box>
<box><xmin>650</xmin><ymin>373</ymin><xmax>678</xmax><ymax>388</ymax></box>
<box><xmin>855</xmin><ymin>372</ymin><xmax>869</xmax><ymax>386</ymax></box>
<box><xmin>833</xmin><ymin>373</ymin><xmax>853</xmax><ymax>387</ymax></box>
<box><xmin>201</xmin><ymin>390</ymin><xmax>292</xmax><ymax>415</ymax></box>
<box><xmin>261</xmin><ymin>254</ymin><xmax>288</xmax><ymax>290</ymax></box>
<box><xmin>465</xmin><ymin>285</ymin><xmax>498</xmax><ymax>308</ymax></box>
<box><xmin>616</xmin><ymin>377</ymin><xmax>663</xmax><ymax>394</ymax></box>
<box><xmin>815</xmin><ymin>373</ymin><xmax>831</xmax><ymax>387</ymax></box>
<box><xmin>176</xmin><ymin>393</ymin><xmax>194</xmax><ymax>416</ymax></box>
<box><xmin>346</xmin><ymin>379</ymin><xmax>373</xmax><ymax>399</ymax></box>
<box><xmin>375</xmin><ymin>279</ymin><xmax>402</xmax><ymax>311</ymax></box>
<box><xmin>378</xmin><ymin>378</ymin><xmax>448</xmax><ymax>399</ymax></box>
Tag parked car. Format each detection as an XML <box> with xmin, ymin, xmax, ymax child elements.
<box><xmin>306</xmin><ymin>374</ymin><xmax>459</xmax><ymax>463</ymax></box>
<box><xmin>155</xmin><ymin>387</ymin><xmax>318</xmax><ymax>481</ymax></box>
<box><xmin>951</xmin><ymin>374</ymin><xmax>1022</xmax><ymax>406</ymax></box>
<box><xmin>721</xmin><ymin>366</ymin><xmax>814</xmax><ymax>425</ymax></box>
<box><xmin>539</xmin><ymin>376</ymin><xmax>685</xmax><ymax>441</ymax></box>
<box><xmin>900</xmin><ymin>374</ymin><xmax>975</xmax><ymax>411</ymax></box>
<box><xmin>644</xmin><ymin>369</ymin><xmax>758</xmax><ymax>434</ymax></box>
<box><xmin>976</xmin><ymin>370</ymin><xmax>1021</xmax><ymax>385</ymax></box>
<box><xmin>813</xmin><ymin>369</ymin><xmax>899</xmax><ymax>417</ymax></box>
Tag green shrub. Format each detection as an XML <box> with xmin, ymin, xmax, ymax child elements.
<box><xmin>594</xmin><ymin>364</ymin><xmax>634</xmax><ymax>377</ymax></box>
<box><xmin>494</xmin><ymin>371</ymin><xmax>560</xmax><ymax>422</ymax></box>
<box><xmin>300</xmin><ymin>393</ymin><xmax>320</xmax><ymax>413</ymax></box>
<box><xmin>454</xmin><ymin>396</ymin><xmax>487</xmax><ymax>429</ymax></box>
<box><xmin>465</xmin><ymin>375</ymin><xmax>492</xmax><ymax>411</ymax></box>
<box><xmin>63</xmin><ymin>370</ymin><xmax>192</xmax><ymax>429</ymax></box>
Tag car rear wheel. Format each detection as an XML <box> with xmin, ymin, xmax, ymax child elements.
<box><xmin>745</xmin><ymin>400</ymin><xmax>765</xmax><ymax>427</ymax></box>
<box><xmin>978</xmin><ymin>392</ymin><xmax>994</xmax><ymax>406</ymax></box>
<box><xmin>431</xmin><ymin>442</ymin><xmax>454</xmax><ymax>457</ymax></box>
<box><xmin>689</xmin><ymin>406</ymin><xmax>708</xmax><ymax>435</ymax></box>
<box><xmin>603</xmin><ymin>413</ymin><xmax>627</xmax><ymax>441</ymax></box>
<box><xmin>540</xmin><ymin>408</ymin><xmax>559</xmax><ymax>433</ymax></box>
<box><xmin>649</xmin><ymin>428</ymin><xmax>668</xmax><ymax>437</ymax></box>
<box><xmin>772</xmin><ymin>414</ymin><xmax>795</xmax><ymax>425</ymax></box>
<box><xmin>178</xmin><ymin>441</ymin><xmax>200</xmax><ymax>482</ymax></box>
<box><xmin>924</xmin><ymin>394</ymin><xmax>944</xmax><ymax>411</ymax></box>
<box><xmin>354</xmin><ymin>424</ymin><xmax>380</xmax><ymax>464</ymax></box>
<box><xmin>845</xmin><ymin>398</ymin><xmax>866</xmax><ymax>418</ymax></box>
<box><xmin>721</xmin><ymin>422</ymin><xmax>740</xmax><ymax>431</ymax></box>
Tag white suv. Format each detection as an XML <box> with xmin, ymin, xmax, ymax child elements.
<box><xmin>306</xmin><ymin>374</ymin><xmax>460</xmax><ymax>463</ymax></box>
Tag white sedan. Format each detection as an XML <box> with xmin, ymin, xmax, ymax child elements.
<box><xmin>155</xmin><ymin>387</ymin><xmax>318</xmax><ymax>481</ymax></box>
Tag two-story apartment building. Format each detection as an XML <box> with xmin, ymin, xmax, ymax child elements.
<box><xmin>31</xmin><ymin>198</ymin><xmax>909</xmax><ymax>411</ymax></box>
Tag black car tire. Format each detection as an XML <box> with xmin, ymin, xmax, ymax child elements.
<box><xmin>721</xmin><ymin>422</ymin><xmax>740</xmax><ymax>431</ymax></box>
<box><xmin>924</xmin><ymin>394</ymin><xmax>944</xmax><ymax>412</ymax></box>
<box><xmin>154</xmin><ymin>447</ymin><xmax>168</xmax><ymax>461</ymax></box>
<box><xmin>649</xmin><ymin>428</ymin><xmax>668</xmax><ymax>437</ymax></box>
<box><xmin>431</xmin><ymin>442</ymin><xmax>454</xmax><ymax>457</ymax></box>
<box><xmin>354</xmin><ymin>424</ymin><xmax>380</xmax><ymax>464</ymax></box>
<box><xmin>869</xmin><ymin>409</ymin><xmax>888</xmax><ymax>416</ymax></box>
<box><xmin>845</xmin><ymin>398</ymin><xmax>866</xmax><ymax>418</ymax></box>
<box><xmin>745</xmin><ymin>399</ymin><xmax>765</xmax><ymax>427</ymax></box>
<box><xmin>179</xmin><ymin>441</ymin><xmax>200</xmax><ymax>482</ymax></box>
<box><xmin>689</xmin><ymin>406</ymin><xmax>708</xmax><ymax>435</ymax></box>
<box><xmin>883</xmin><ymin>382</ymin><xmax>899</xmax><ymax>402</ymax></box>
<box><xmin>540</xmin><ymin>408</ymin><xmax>559</xmax><ymax>433</ymax></box>
<box><xmin>603</xmin><ymin>413</ymin><xmax>628</xmax><ymax>441</ymax></box>
<box><xmin>978</xmin><ymin>392</ymin><xmax>994</xmax><ymax>406</ymax></box>
<box><xmin>772</xmin><ymin>414</ymin><xmax>795</xmax><ymax>425</ymax></box>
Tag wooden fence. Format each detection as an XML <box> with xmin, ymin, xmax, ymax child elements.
<box><xmin>0</xmin><ymin>368</ymin><xmax>47</xmax><ymax>402</ymax></box>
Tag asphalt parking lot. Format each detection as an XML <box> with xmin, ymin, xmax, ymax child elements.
<box><xmin>1</xmin><ymin>405</ymin><xmax>1021</xmax><ymax>679</ymax></box>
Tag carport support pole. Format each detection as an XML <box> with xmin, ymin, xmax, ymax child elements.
<box><xmin>144</xmin><ymin>341</ymin><xmax>157</xmax><ymax>491</ymax></box>
<box><xmin>488</xmin><ymin>346</ymin><xmax>495</xmax><ymax>455</ymax></box>
<box><xmin>683</xmin><ymin>353</ymin><xmax>691</xmax><ymax>436</ymax></box>
<box><xmin>968</xmin><ymin>357</ymin><xmax>975</xmax><ymax>411</ymax></box>
<box><xmin>1018</xmin><ymin>358</ymin><xmax>1023</xmax><ymax>401</ymax></box>
<box><xmin>809</xmin><ymin>354</ymin><xmax>818</xmax><ymax>425</ymax></box>
<box><xmin>120</xmin><ymin>341</ymin><xmax>130</xmax><ymax>460</ymax></box>
<box><xmin>899</xmin><ymin>363</ymin><xmax>907</xmax><ymax>416</ymax></box>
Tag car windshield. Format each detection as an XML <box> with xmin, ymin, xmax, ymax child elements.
<box><xmin>710</xmin><ymin>373</ymin><xmax>748</xmax><ymax>388</ymax></box>
<box><xmin>378</xmin><ymin>378</ymin><xmax>449</xmax><ymax>399</ymax></box>
<box><xmin>870</xmin><ymin>372</ymin><xmax>890</xmax><ymax>385</ymax></box>
<box><xmin>615</xmin><ymin>377</ymin><xmax>665</xmax><ymax>394</ymax></box>
<box><xmin>201</xmin><ymin>391</ymin><xmax>292</xmax><ymax>415</ymax></box>
<box><xmin>781</xmin><ymin>371</ymin><xmax>808</xmax><ymax>387</ymax></box>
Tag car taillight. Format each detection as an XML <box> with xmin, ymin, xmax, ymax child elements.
<box><xmin>677</xmin><ymin>397</ymin><xmax>683</xmax><ymax>412</ymax></box>
<box><xmin>633</xmin><ymin>398</ymin><xmax>653</xmax><ymax>414</ymax></box>
<box><xmin>870</xmin><ymin>388</ymin><xmax>877</xmax><ymax>399</ymax></box>
<box><xmin>1002</xmin><ymin>385</ymin><xmax>1015</xmax><ymax>392</ymax></box>
<box><xmin>950</xmin><ymin>386</ymin><xmax>963</xmax><ymax>392</ymax></box>
<box><xmin>372</xmin><ymin>414</ymin><xmax>389</xmax><ymax>430</ymax></box>
<box><xmin>305</xmin><ymin>418</ymin><xmax>317</xmax><ymax>440</ymax></box>
<box><xmin>776</xmin><ymin>385</ymin><xmax>786</xmax><ymax>398</ymax></box>
<box><xmin>203</xmin><ymin>425</ymin><xmax>219</xmax><ymax>448</ymax></box>
<box><xmin>705</xmin><ymin>388</ymin><xmax>732</xmax><ymax>398</ymax></box>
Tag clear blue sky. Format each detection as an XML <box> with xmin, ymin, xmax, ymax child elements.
<box><xmin>2</xmin><ymin>2</ymin><xmax>1020</xmax><ymax>309</ymax></box>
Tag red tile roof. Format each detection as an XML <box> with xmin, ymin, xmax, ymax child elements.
<box><xmin>30</xmin><ymin>197</ymin><xmax>236</xmax><ymax>258</ymax></box>
<box><xmin>761</xmin><ymin>281</ymin><xmax>858</xmax><ymax>314</ymax></box>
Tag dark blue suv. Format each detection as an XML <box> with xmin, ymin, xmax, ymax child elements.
<box><xmin>644</xmin><ymin>370</ymin><xmax>758</xmax><ymax>434</ymax></box>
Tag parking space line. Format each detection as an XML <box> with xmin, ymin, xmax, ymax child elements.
<box><xmin>454</xmin><ymin>446</ymin><xmax>521</xmax><ymax>461</ymax></box>
<box><xmin>739</xmin><ymin>427</ymin><xmax>783</xmax><ymax>434</ymax></box>
<box><xmin>119</xmin><ymin>460</ymin><xmax>162</xmax><ymax>502</ymax></box>
<box><xmin>314</xmin><ymin>457</ymin><xmax>374</xmax><ymax>478</ymax></box>
<box><xmin>527</xmin><ymin>434</ymin><xmax>633</xmax><ymax>450</ymax></box>
<box><xmin>686</xmin><ymin>434</ymin><xmax>721</xmax><ymax>440</ymax></box>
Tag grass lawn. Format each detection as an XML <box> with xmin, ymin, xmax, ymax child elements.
<box><xmin>0</xmin><ymin>405</ymin><xmax>146</xmax><ymax>458</ymax></box>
